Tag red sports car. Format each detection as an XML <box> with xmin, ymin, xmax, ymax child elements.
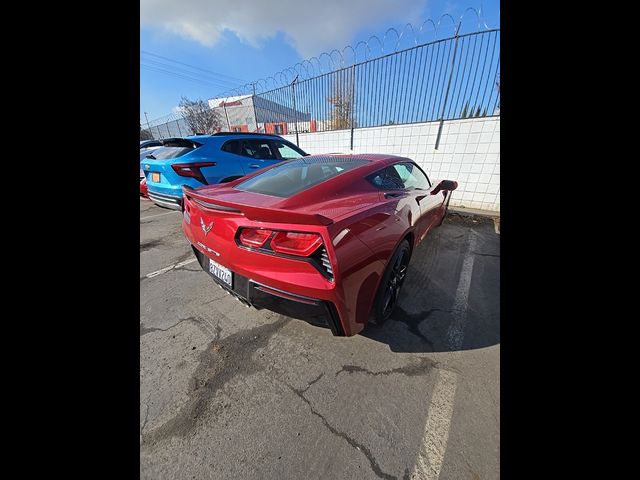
<box><xmin>140</xmin><ymin>170</ymin><xmax>148</xmax><ymax>198</ymax></box>
<box><xmin>181</xmin><ymin>154</ymin><xmax>457</xmax><ymax>336</ymax></box>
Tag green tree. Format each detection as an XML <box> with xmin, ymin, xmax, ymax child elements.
<box><xmin>461</xmin><ymin>101</ymin><xmax>470</xmax><ymax>118</ymax></box>
<box><xmin>460</xmin><ymin>101</ymin><xmax>488</xmax><ymax>119</ymax></box>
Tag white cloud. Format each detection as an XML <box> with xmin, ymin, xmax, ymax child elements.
<box><xmin>141</xmin><ymin>0</ymin><xmax>427</xmax><ymax>58</ymax></box>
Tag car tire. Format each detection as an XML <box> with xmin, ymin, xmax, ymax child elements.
<box><xmin>370</xmin><ymin>239</ymin><xmax>411</xmax><ymax>325</ymax></box>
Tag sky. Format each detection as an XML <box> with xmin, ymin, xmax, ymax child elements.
<box><xmin>140</xmin><ymin>0</ymin><xmax>500</xmax><ymax>125</ymax></box>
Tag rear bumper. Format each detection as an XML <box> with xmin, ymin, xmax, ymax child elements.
<box><xmin>147</xmin><ymin>190</ymin><xmax>182</xmax><ymax>210</ymax></box>
<box><xmin>190</xmin><ymin>246</ymin><xmax>345</xmax><ymax>336</ymax></box>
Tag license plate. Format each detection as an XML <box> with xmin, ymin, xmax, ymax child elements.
<box><xmin>151</xmin><ymin>172</ymin><xmax>161</xmax><ymax>183</ymax></box>
<box><xmin>209</xmin><ymin>258</ymin><xmax>233</xmax><ymax>288</ymax></box>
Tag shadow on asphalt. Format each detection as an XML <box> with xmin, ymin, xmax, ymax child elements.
<box><xmin>361</xmin><ymin>213</ymin><xmax>500</xmax><ymax>353</ymax></box>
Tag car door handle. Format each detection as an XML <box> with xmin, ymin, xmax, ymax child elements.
<box><xmin>384</xmin><ymin>192</ymin><xmax>404</xmax><ymax>198</ymax></box>
<box><xmin>249</xmin><ymin>164</ymin><xmax>261</xmax><ymax>168</ymax></box>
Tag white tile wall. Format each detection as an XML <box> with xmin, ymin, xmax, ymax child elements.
<box><xmin>284</xmin><ymin>116</ymin><xmax>500</xmax><ymax>212</ymax></box>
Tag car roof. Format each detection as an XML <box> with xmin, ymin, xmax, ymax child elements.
<box><xmin>183</xmin><ymin>132</ymin><xmax>287</xmax><ymax>144</ymax></box>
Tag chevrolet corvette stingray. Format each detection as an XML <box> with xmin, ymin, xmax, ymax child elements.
<box><xmin>181</xmin><ymin>154</ymin><xmax>457</xmax><ymax>336</ymax></box>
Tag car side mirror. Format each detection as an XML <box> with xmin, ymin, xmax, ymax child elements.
<box><xmin>431</xmin><ymin>180</ymin><xmax>458</xmax><ymax>195</ymax></box>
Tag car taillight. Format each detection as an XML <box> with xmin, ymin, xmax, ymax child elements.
<box><xmin>270</xmin><ymin>232</ymin><xmax>323</xmax><ymax>256</ymax></box>
<box><xmin>239</xmin><ymin>228</ymin><xmax>273</xmax><ymax>248</ymax></box>
<box><xmin>171</xmin><ymin>162</ymin><xmax>216</xmax><ymax>184</ymax></box>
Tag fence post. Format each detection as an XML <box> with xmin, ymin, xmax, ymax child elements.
<box><xmin>435</xmin><ymin>22</ymin><xmax>462</xmax><ymax>150</ymax></box>
<box><xmin>291</xmin><ymin>76</ymin><xmax>300</xmax><ymax>146</ymax></box>
<box><xmin>223</xmin><ymin>102</ymin><xmax>231</xmax><ymax>131</ymax></box>
<box><xmin>166</xmin><ymin>122</ymin><xmax>171</xmax><ymax>138</ymax></box>
<box><xmin>176</xmin><ymin>119</ymin><xmax>182</xmax><ymax>137</ymax></box>
<box><xmin>251</xmin><ymin>83</ymin><xmax>259</xmax><ymax>133</ymax></box>
<box><xmin>350</xmin><ymin>65</ymin><xmax>356</xmax><ymax>152</ymax></box>
<box><xmin>156</xmin><ymin>126</ymin><xmax>162</xmax><ymax>139</ymax></box>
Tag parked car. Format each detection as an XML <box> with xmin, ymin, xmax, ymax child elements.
<box><xmin>140</xmin><ymin>169</ymin><xmax>148</xmax><ymax>197</ymax></box>
<box><xmin>141</xmin><ymin>133</ymin><xmax>308</xmax><ymax>210</ymax></box>
<box><xmin>140</xmin><ymin>146</ymin><xmax>161</xmax><ymax>196</ymax></box>
<box><xmin>181</xmin><ymin>154</ymin><xmax>458</xmax><ymax>336</ymax></box>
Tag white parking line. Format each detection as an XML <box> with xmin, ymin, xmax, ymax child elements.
<box><xmin>411</xmin><ymin>234</ymin><xmax>475</xmax><ymax>479</ymax></box>
<box><xmin>411</xmin><ymin>369</ymin><xmax>458</xmax><ymax>480</ymax></box>
<box><xmin>445</xmin><ymin>232</ymin><xmax>477</xmax><ymax>350</ymax></box>
<box><xmin>140</xmin><ymin>211</ymin><xmax>180</xmax><ymax>221</ymax></box>
<box><xmin>145</xmin><ymin>258</ymin><xmax>197</xmax><ymax>278</ymax></box>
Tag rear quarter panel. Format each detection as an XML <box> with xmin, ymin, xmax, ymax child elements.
<box><xmin>330</xmin><ymin>194</ymin><xmax>420</xmax><ymax>333</ymax></box>
<box><xmin>349</xmin><ymin>196</ymin><xmax>415</xmax><ymax>262</ymax></box>
<box><xmin>329</xmin><ymin>197</ymin><xmax>411</xmax><ymax>334</ymax></box>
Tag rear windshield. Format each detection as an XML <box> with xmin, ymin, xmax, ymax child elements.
<box><xmin>235</xmin><ymin>157</ymin><xmax>368</xmax><ymax>198</ymax></box>
<box><xmin>143</xmin><ymin>139</ymin><xmax>203</xmax><ymax>160</ymax></box>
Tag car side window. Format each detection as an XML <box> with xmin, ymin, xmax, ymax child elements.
<box><xmin>393</xmin><ymin>163</ymin><xmax>431</xmax><ymax>190</ymax></box>
<box><xmin>368</xmin><ymin>163</ymin><xmax>431</xmax><ymax>190</ymax></box>
<box><xmin>368</xmin><ymin>166</ymin><xmax>405</xmax><ymax>190</ymax></box>
<box><xmin>241</xmin><ymin>140</ymin><xmax>277</xmax><ymax>159</ymax></box>
<box><xmin>221</xmin><ymin>140</ymin><xmax>242</xmax><ymax>155</ymax></box>
<box><xmin>272</xmin><ymin>141</ymin><xmax>304</xmax><ymax>159</ymax></box>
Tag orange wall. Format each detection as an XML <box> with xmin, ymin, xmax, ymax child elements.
<box><xmin>264</xmin><ymin>122</ymin><xmax>288</xmax><ymax>135</ymax></box>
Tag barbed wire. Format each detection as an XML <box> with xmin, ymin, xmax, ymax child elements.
<box><xmin>143</xmin><ymin>6</ymin><xmax>497</xmax><ymax>126</ymax></box>
<box><xmin>212</xmin><ymin>7</ymin><xmax>495</xmax><ymax>99</ymax></box>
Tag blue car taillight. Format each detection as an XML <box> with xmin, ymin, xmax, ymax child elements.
<box><xmin>171</xmin><ymin>162</ymin><xmax>216</xmax><ymax>185</ymax></box>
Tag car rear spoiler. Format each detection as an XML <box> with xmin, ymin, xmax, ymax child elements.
<box><xmin>182</xmin><ymin>186</ymin><xmax>333</xmax><ymax>226</ymax></box>
<box><xmin>161</xmin><ymin>137</ymin><xmax>203</xmax><ymax>149</ymax></box>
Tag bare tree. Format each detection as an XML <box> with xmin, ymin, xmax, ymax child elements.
<box><xmin>178</xmin><ymin>97</ymin><xmax>222</xmax><ymax>134</ymax></box>
<box><xmin>327</xmin><ymin>72</ymin><xmax>354</xmax><ymax>130</ymax></box>
<box><xmin>140</xmin><ymin>124</ymin><xmax>154</xmax><ymax>140</ymax></box>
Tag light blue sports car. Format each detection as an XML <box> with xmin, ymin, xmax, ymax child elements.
<box><xmin>141</xmin><ymin>133</ymin><xmax>308</xmax><ymax>209</ymax></box>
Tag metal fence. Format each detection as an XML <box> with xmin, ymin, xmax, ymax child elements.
<box><xmin>142</xmin><ymin>28</ymin><xmax>499</xmax><ymax>144</ymax></box>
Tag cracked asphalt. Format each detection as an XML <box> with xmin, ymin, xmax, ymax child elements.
<box><xmin>140</xmin><ymin>198</ymin><xmax>500</xmax><ymax>479</ymax></box>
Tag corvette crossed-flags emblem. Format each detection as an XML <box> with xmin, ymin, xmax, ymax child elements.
<box><xmin>200</xmin><ymin>217</ymin><xmax>213</xmax><ymax>236</ymax></box>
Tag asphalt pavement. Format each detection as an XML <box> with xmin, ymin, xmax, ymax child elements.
<box><xmin>140</xmin><ymin>198</ymin><xmax>500</xmax><ymax>479</ymax></box>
